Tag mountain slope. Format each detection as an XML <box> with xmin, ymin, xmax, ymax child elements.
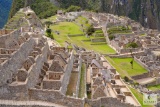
<box><xmin>56</xmin><ymin>0</ymin><xmax>160</xmax><ymax>30</ymax></box>
<box><xmin>9</xmin><ymin>0</ymin><xmax>58</xmax><ymax>19</ymax></box>
<box><xmin>3</xmin><ymin>0</ymin><xmax>160</xmax><ymax>30</ymax></box>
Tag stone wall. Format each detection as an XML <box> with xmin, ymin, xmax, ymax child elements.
<box><xmin>29</xmin><ymin>88</ymin><xmax>84</xmax><ymax>107</ymax></box>
<box><xmin>0</xmin><ymin>29</ymin><xmax>13</xmax><ymax>36</ymax></box>
<box><xmin>0</xmin><ymin>84</ymin><xmax>28</xmax><ymax>100</ymax></box>
<box><xmin>101</xmin><ymin>97</ymin><xmax>137</xmax><ymax>107</ymax></box>
<box><xmin>75</xmin><ymin>56</ymin><xmax>82</xmax><ymax>97</ymax></box>
<box><xmin>26</xmin><ymin>42</ymin><xmax>49</xmax><ymax>88</ymax></box>
<box><xmin>146</xmin><ymin>78</ymin><xmax>160</xmax><ymax>87</ymax></box>
<box><xmin>86</xmin><ymin>97</ymin><xmax>138</xmax><ymax>107</ymax></box>
<box><xmin>131</xmin><ymin>72</ymin><xmax>151</xmax><ymax>80</ymax></box>
<box><xmin>0</xmin><ymin>29</ymin><xmax>21</xmax><ymax>48</ymax></box>
<box><xmin>109</xmin><ymin>51</ymin><xmax>144</xmax><ymax>58</ymax></box>
<box><xmin>91</xmin><ymin>38</ymin><xmax>106</xmax><ymax>42</ymax></box>
<box><xmin>0</xmin><ymin>105</ymin><xmax>54</xmax><ymax>107</ymax></box>
<box><xmin>94</xmin><ymin>33</ymin><xmax>104</xmax><ymax>37</ymax></box>
<box><xmin>60</xmin><ymin>51</ymin><xmax>74</xmax><ymax>94</ymax></box>
<box><xmin>119</xmin><ymin>48</ymin><xmax>140</xmax><ymax>54</ymax></box>
<box><xmin>0</xmin><ymin>38</ymin><xmax>35</xmax><ymax>86</ymax></box>
<box><xmin>68</xmin><ymin>34</ymin><xmax>84</xmax><ymax>37</ymax></box>
<box><xmin>134</xmin><ymin>57</ymin><xmax>150</xmax><ymax>71</ymax></box>
<box><xmin>29</xmin><ymin>88</ymin><xmax>64</xmax><ymax>101</ymax></box>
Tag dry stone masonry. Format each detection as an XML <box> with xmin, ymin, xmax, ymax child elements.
<box><xmin>0</xmin><ymin>7</ymin><xmax>145</xmax><ymax>107</ymax></box>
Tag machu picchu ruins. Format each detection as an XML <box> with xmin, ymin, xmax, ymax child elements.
<box><xmin>1</xmin><ymin>5</ymin><xmax>160</xmax><ymax>107</ymax></box>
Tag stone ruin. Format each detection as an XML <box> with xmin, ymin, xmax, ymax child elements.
<box><xmin>81</xmin><ymin>52</ymin><xmax>140</xmax><ymax>106</ymax></box>
<box><xmin>0</xmin><ymin>7</ymin><xmax>143</xmax><ymax>107</ymax></box>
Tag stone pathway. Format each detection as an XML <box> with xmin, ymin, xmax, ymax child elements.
<box><xmin>0</xmin><ymin>100</ymin><xmax>66</xmax><ymax>107</ymax></box>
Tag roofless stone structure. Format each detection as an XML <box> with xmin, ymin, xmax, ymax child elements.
<box><xmin>0</xmin><ymin>7</ymin><xmax>141</xmax><ymax>107</ymax></box>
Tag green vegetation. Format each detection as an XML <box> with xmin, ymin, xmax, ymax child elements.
<box><xmin>105</xmin><ymin>57</ymin><xmax>147</xmax><ymax>77</ymax></box>
<box><xmin>42</xmin><ymin>15</ymin><xmax>57</xmax><ymax>22</ymax></box>
<box><xmin>30</xmin><ymin>0</ymin><xmax>58</xmax><ymax>19</ymax></box>
<box><xmin>86</xmin><ymin>25</ymin><xmax>95</xmax><ymax>35</ymax></box>
<box><xmin>107</xmin><ymin>26</ymin><xmax>132</xmax><ymax>35</ymax></box>
<box><xmin>128</xmin><ymin>0</ymin><xmax>141</xmax><ymax>21</ymax></box>
<box><xmin>140</xmin><ymin>33</ymin><xmax>146</xmax><ymax>36</ymax></box>
<box><xmin>51</xmin><ymin>22</ymin><xmax>83</xmax><ymax>35</ymax></box>
<box><xmin>66</xmin><ymin>5</ymin><xmax>81</xmax><ymax>12</ymax></box>
<box><xmin>66</xmin><ymin>72</ymin><xmax>79</xmax><ymax>96</ymax></box>
<box><xmin>46</xmin><ymin>28</ymin><xmax>54</xmax><ymax>39</ymax></box>
<box><xmin>126</xmin><ymin>42</ymin><xmax>138</xmax><ymax>48</ymax></box>
<box><xmin>124</xmin><ymin>76</ymin><xmax>130</xmax><ymax>82</ymax></box>
<box><xmin>78</xmin><ymin>63</ymin><xmax>86</xmax><ymax>98</ymax></box>
<box><xmin>109</xmin><ymin>35</ymin><xmax>115</xmax><ymax>40</ymax></box>
<box><xmin>10</xmin><ymin>0</ymin><xmax>58</xmax><ymax>19</ymax></box>
<box><xmin>147</xmin><ymin>84</ymin><xmax>160</xmax><ymax>91</ymax></box>
<box><xmin>95</xmin><ymin>30</ymin><xmax>103</xmax><ymax>33</ymax></box>
<box><xmin>87</xmin><ymin>91</ymin><xmax>91</xmax><ymax>99</ymax></box>
<box><xmin>44</xmin><ymin>21</ymin><xmax>53</xmax><ymax>28</ymax></box>
<box><xmin>5</xmin><ymin>11</ymin><xmax>27</xmax><ymax>29</ymax></box>
<box><xmin>129</xmin><ymin>87</ymin><xmax>153</xmax><ymax>107</ymax></box>
<box><xmin>50</xmin><ymin>21</ymin><xmax>115</xmax><ymax>54</ymax></box>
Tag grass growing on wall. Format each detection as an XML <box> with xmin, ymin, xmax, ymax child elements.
<box><xmin>78</xmin><ymin>63</ymin><xmax>86</xmax><ymax>98</ymax></box>
<box><xmin>66</xmin><ymin>72</ymin><xmax>79</xmax><ymax>96</ymax></box>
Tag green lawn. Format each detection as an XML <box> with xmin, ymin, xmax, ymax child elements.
<box><xmin>105</xmin><ymin>57</ymin><xmax>147</xmax><ymax>77</ymax></box>
<box><xmin>147</xmin><ymin>84</ymin><xmax>160</xmax><ymax>91</ymax></box>
<box><xmin>129</xmin><ymin>87</ymin><xmax>153</xmax><ymax>107</ymax></box>
<box><xmin>50</xmin><ymin>22</ymin><xmax>116</xmax><ymax>54</ymax></box>
<box><xmin>51</xmin><ymin>22</ymin><xmax>83</xmax><ymax>35</ymax></box>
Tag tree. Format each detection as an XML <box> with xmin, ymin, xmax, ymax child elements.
<box><xmin>124</xmin><ymin>76</ymin><xmax>130</xmax><ymax>82</ymax></box>
<box><xmin>44</xmin><ymin>21</ymin><xmax>53</xmax><ymax>28</ymax></box>
<box><xmin>86</xmin><ymin>25</ymin><xmax>95</xmax><ymax>35</ymax></box>
<box><xmin>126</xmin><ymin>42</ymin><xmax>138</xmax><ymax>69</ymax></box>
<box><xmin>109</xmin><ymin>35</ymin><xmax>115</xmax><ymax>40</ymax></box>
<box><xmin>46</xmin><ymin>28</ymin><xmax>54</xmax><ymax>39</ymax></box>
<box><xmin>126</xmin><ymin>42</ymin><xmax>138</xmax><ymax>48</ymax></box>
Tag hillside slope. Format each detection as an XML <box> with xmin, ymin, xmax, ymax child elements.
<box><xmin>6</xmin><ymin>0</ymin><xmax>160</xmax><ymax>30</ymax></box>
<box><xmin>10</xmin><ymin>0</ymin><xmax>58</xmax><ymax>19</ymax></box>
<box><xmin>56</xmin><ymin>0</ymin><xmax>160</xmax><ymax>30</ymax></box>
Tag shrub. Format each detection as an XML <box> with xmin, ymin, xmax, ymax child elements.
<box><xmin>126</xmin><ymin>42</ymin><xmax>138</xmax><ymax>48</ymax></box>
<box><xmin>124</xmin><ymin>76</ymin><xmax>130</xmax><ymax>82</ymax></box>
<box><xmin>86</xmin><ymin>25</ymin><xmax>95</xmax><ymax>35</ymax></box>
<box><xmin>46</xmin><ymin>28</ymin><xmax>52</xmax><ymax>34</ymax></box>
<box><xmin>109</xmin><ymin>35</ymin><xmax>115</xmax><ymax>40</ymax></box>
<box><xmin>46</xmin><ymin>28</ymin><xmax>54</xmax><ymax>39</ymax></box>
<box><xmin>66</xmin><ymin>5</ymin><xmax>81</xmax><ymax>12</ymax></box>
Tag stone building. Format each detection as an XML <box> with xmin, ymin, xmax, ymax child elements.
<box><xmin>0</xmin><ymin>7</ymin><xmax>142</xmax><ymax>107</ymax></box>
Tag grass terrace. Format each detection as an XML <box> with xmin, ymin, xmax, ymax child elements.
<box><xmin>129</xmin><ymin>87</ymin><xmax>153</xmax><ymax>107</ymax></box>
<box><xmin>5</xmin><ymin>11</ymin><xmax>26</xmax><ymax>29</ymax></box>
<box><xmin>50</xmin><ymin>21</ymin><xmax>116</xmax><ymax>54</ymax></box>
<box><xmin>147</xmin><ymin>84</ymin><xmax>160</xmax><ymax>91</ymax></box>
<box><xmin>105</xmin><ymin>57</ymin><xmax>147</xmax><ymax>77</ymax></box>
<box><xmin>107</xmin><ymin>26</ymin><xmax>132</xmax><ymax>35</ymax></box>
<box><xmin>41</xmin><ymin>15</ymin><xmax>57</xmax><ymax>23</ymax></box>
